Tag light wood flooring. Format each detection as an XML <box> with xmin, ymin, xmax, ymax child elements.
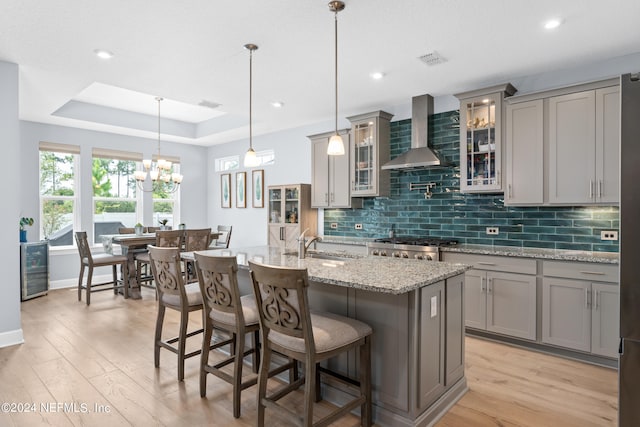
<box><xmin>1</xmin><ymin>288</ymin><xmax>617</xmax><ymax>426</ymax></box>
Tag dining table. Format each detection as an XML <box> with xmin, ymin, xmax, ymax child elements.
<box><xmin>103</xmin><ymin>231</ymin><xmax>220</xmax><ymax>299</ymax></box>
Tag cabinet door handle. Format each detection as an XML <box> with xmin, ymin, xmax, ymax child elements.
<box><xmin>585</xmin><ymin>288</ymin><xmax>591</xmax><ymax>309</ymax></box>
<box><xmin>280</xmin><ymin>227</ymin><xmax>284</xmax><ymax>241</ymax></box>
<box><xmin>325</xmin><ymin>193</ymin><xmax>328</xmax><ymax>203</ymax></box>
<box><xmin>580</xmin><ymin>271</ymin><xmax>606</xmax><ymax>276</ymax></box>
<box><xmin>477</xmin><ymin>262</ymin><xmax>497</xmax><ymax>266</ymax></box>
<box><xmin>331</xmin><ymin>192</ymin><xmax>335</xmax><ymax>202</ymax></box>
<box><xmin>508</xmin><ymin>184</ymin><xmax>512</xmax><ymax>199</ymax></box>
<box><xmin>589</xmin><ymin>180</ymin><xmax>594</xmax><ymax>199</ymax></box>
<box><xmin>594</xmin><ymin>290</ymin><xmax>599</xmax><ymax>310</ymax></box>
<box><xmin>599</xmin><ymin>180</ymin><xmax>603</xmax><ymax>198</ymax></box>
<box><xmin>480</xmin><ymin>277</ymin><xmax>485</xmax><ymax>293</ymax></box>
<box><xmin>487</xmin><ymin>278</ymin><xmax>493</xmax><ymax>294</ymax></box>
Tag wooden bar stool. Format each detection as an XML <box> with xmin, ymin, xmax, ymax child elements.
<box><xmin>75</xmin><ymin>231</ymin><xmax>128</xmax><ymax>305</ymax></box>
<box><xmin>148</xmin><ymin>245</ymin><xmax>204</xmax><ymax>381</ymax></box>
<box><xmin>136</xmin><ymin>229</ymin><xmax>185</xmax><ymax>293</ymax></box>
<box><xmin>248</xmin><ymin>261</ymin><xmax>373</xmax><ymax>427</ymax></box>
<box><xmin>183</xmin><ymin>228</ymin><xmax>212</xmax><ymax>282</ymax></box>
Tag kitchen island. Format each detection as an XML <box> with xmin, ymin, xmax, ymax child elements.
<box><xmin>184</xmin><ymin>246</ymin><xmax>471</xmax><ymax>427</ymax></box>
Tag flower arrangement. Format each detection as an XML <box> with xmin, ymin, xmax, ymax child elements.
<box><xmin>20</xmin><ymin>217</ymin><xmax>34</xmax><ymax>230</ymax></box>
<box><xmin>158</xmin><ymin>219</ymin><xmax>169</xmax><ymax>226</ymax></box>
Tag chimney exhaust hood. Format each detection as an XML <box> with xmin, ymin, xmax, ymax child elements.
<box><xmin>381</xmin><ymin>94</ymin><xmax>449</xmax><ymax>170</ymax></box>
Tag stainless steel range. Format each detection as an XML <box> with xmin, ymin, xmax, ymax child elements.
<box><xmin>367</xmin><ymin>237</ymin><xmax>458</xmax><ymax>261</ymax></box>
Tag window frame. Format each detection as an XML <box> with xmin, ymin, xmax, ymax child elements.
<box><xmin>39</xmin><ymin>143</ymin><xmax>81</xmax><ymax>250</ymax></box>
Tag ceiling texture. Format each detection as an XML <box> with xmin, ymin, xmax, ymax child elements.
<box><xmin>1</xmin><ymin>0</ymin><xmax>639</xmax><ymax>147</ymax></box>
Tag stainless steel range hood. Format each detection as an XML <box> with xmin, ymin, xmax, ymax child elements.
<box><xmin>381</xmin><ymin>94</ymin><xmax>449</xmax><ymax>170</ymax></box>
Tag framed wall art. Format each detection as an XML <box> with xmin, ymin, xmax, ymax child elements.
<box><xmin>236</xmin><ymin>172</ymin><xmax>246</xmax><ymax>208</ymax></box>
<box><xmin>221</xmin><ymin>173</ymin><xmax>231</xmax><ymax>208</ymax></box>
<box><xmin>252</xmin><ymin>169</ymin><xmax>264</xmax><ymax>208</ymax></box>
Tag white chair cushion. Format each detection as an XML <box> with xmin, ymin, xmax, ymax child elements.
<box><xmin>161</xmin><ymin>282</ymin><xmax>202</xmax><ymax>307</ymax></box>
<box><xmin>88</xmin><ymin>253</ymin><xmax>127</xmax><ymax>266</ymax></box>
<box><xmin>209</xmin><ymin>294</ymin><xmax>259</xmax><ymax>326</ymax></box>
<box><xmin>268</xmin><ymin>310</ymin><xmax>372</xmax><ymax>354</ymax></box>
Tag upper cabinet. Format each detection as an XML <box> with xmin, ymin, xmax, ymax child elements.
<box><xmin>347</xmin><ymin>111</ymin><xmax>393</xmax><ymax>198</ymax></box>
<box><xmin>455</xmin><ymin>84</ymin><xmax>517</xmax><ymax>193</ymax></box>
<box><xmin>548</xmin><ymin>86</ymin><xmax>620</xmax><ymax>204</ymax></box>
<box><xmin>505</xmin><ymin>79</ymin><xmax>619</xmax><ymax>206</ymax></box>
<box><xmin>308</xmin><ymin>129</ymin><xmax>356</xmax><ymax>208</ymax></box>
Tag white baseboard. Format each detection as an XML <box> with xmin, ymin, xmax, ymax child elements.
<box><xmin>50</xmin><ymin>274</ymin><xmax>113</xmax><ymax>290</ymax></box>
<box><xmin>0</xmin><ymin>328</ymin><xmax>24</xmax><ymax>349</ymax></box>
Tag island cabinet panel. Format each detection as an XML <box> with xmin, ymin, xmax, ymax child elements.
<box><xmin>353</xmin><ymin>289</ymin><xmax>411</xmax><ymax>413</ymax></box>
<box><xmin>445</xmin><ymin>275</ymin><xmax>465</xmax><ymax>387</ymax></box>
<box><xmin>418</xmin><ymin>281</ymin><xmax>445</xmax><ymax>409</ymax></box>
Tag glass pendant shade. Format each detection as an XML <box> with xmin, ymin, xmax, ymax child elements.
<box><xmin>244</xmin><ymin>147</ymin><xmax>259</xmax><ymax>167</ymax></box>
<box><xmin>327</xmin><ymin>134</ymin><xmax>345</xmax><ymax>155</ymax></box>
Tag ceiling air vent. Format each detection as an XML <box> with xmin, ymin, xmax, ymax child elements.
<box><xmin>198</xmin><ymin>100</ymin><xmax>222</xmax><ymax>109</ymax></box>
<box><xmin>418</xmin><ymin>51</ymin><xmax>446</xmax><ymax>66</ymax></box>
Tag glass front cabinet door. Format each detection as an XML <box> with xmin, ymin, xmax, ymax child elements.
<box><xmin>455</xmin><ymin>83</ymin><xmax>516</xmax><ymax>193</ymax></box>
<box><xmin>347</xmin><ymin>110</ymin><xmax>393</xmax><ymax>197</ymax></box>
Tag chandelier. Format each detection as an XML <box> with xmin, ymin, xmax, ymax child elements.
<box><xmin>135</xmin><ymin>97</ymin><xmax>183</xmax><ymax>193</ymax></box>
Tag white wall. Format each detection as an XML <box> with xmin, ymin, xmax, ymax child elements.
<box><xmin>0</xmin><ymin>61</ymin><xmax>23</xmax><ymax>348</ymax></box>
<box><xmin>20</xmin><ymin>121</ymin><xmax>209</xmax><ymax>283</ymax></box>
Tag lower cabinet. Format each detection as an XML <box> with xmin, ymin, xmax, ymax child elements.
<box><xmin>542</xmin><ymin>260</ymin><xmax>619</xmax><ymax>358</ymax></box>
<box><xmin>443</xmin><ymin>253</ymin><xmax>537</xmax><ymax>341</ymax></box>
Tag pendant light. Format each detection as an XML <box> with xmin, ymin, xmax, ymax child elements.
<box><xmin>327</xmin><ymin>1</ymin><xmax>346</xmax><ymax>156</ymax></box>
<box><xmin>244</xmin><ymin>43</ymin><xmax>260</xmax><ymax>168</ymax></box>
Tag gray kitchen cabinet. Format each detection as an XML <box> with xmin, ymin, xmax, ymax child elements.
<box><xmin>505</xmin><ymin>99</ymin><xmax>544</xmax><ymax>205</ymax></box>
<box><xmin>455</xmin><ymin>83</ymin><xmax>516</xmax><ymax>193</ymax></box>
<box><xmin>347</xmin><ymin>111</ymin><xmax>392</xmax><ymax>198</ymax></box>
<box><xmin>267</xmin><ymin>184</ymin><xmax>317</xmax><ymax>251</ymax></box>
<box><xmin>442</xmin><ymin>253</ymin><xmax>537</xmax><ymax>340</ymax></box>
<box><xmin>308</xmin><ymin>129</ymin><xmax>355</xmax><ymax>208</ymax></box>
<box><xmin>542</xmin><ymin>260</ymin><xmax>619</xmax><ymax>358</ymax></box>
<box><xmin>547</xmin><ymin>86</ymin><xmax>619</xmax><ymax>204</ymax></box>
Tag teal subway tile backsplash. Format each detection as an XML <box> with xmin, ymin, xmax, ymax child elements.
<box><xmin>323</xmin><ymin>111</ymin><xmax>619</xmax><ymax>252</ymax></box>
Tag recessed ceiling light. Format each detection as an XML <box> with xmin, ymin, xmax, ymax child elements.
<box><xmin>94</xmin><ymin>49</ymin><xmax>114</xmax><ymax>59</ymax></box>
<box><xmin>544</xmin><ymin>19</ymin><xmax>562</xmax><ymax>30</ymax></box>
<box><xmin>370</xmin><ymin>72</ymin><xmax>384</xmax><ymax>80</ymax></box>
<box><xmin>270</xmin><ymin>101</ymin><xmax>284</xmax><ymax>108</ymax></box>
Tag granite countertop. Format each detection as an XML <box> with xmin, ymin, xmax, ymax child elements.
<box><xmin>183</xmin><ymin>246</ymin><xmax>471</xmax><ymax>295</ymax></box>
<box><xmin>440</xmin><ymin>244</ymin><xmax>619</xmax><ymax>264</ymax></box>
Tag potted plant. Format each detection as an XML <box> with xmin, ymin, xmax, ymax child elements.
<box><xmin>158</xmin><ymin>219</ymin><xmax>169</xmax><ymax>230</ymax></box>
<box><xmin>134</xmin><ymin>222</ymin><xmax>144</xmax><ymax>236</ymax></box>
<box><xmin>19</xmin><ymin>217</ymin><xmax>34</xmax><ymax>242</ymax></box>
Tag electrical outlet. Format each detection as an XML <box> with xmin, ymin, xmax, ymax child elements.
<box><xmin>486</xmin><ymin>227</ymin><xmax>499</xmax><ymax>235</ymax></box>
<box><xmin>330</xmin><ymin>223</ymin><xmax>338</xmax><ymax>229</ymax></box>
<box><xmin>355</xmin><ymin>223</ymin><xmax>363</xmax><ymax>230</ymax></box>
<box><xmin>601</xmin><ymin>230</ymin><xmax>618</xmax><ymax>241</ymax></box>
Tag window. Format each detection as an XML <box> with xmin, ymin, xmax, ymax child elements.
<box><xmin>92</xmin><ymin>148</ymin><xmax>142</xmax><ymax>244</ymax></box>
<box><xmin>215</xmin><ymin>155</ymin><xmax>240</xmax><ymax>172</ymax></box>
<box><xmin>254</xmin><ymin>149</ymin><xmax>275</xmax><ymax>166</ymax></box>
<box><xmin>39</xmin><ymin>142</ymin><xmax>80</xmax><ymax>247</ymax></box>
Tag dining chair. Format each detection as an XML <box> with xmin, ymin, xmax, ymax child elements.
<box><xmin>209</xmin><ymin>225</ymin><xmax>232</xmax><ymax>249</ymax></box>
<box><xmin>148</xmin><ymin>245</ymin><xmax>204</xmax><ymax>381</ymax></box>
<box><xmin>248</xmin><ymin>261</ymin><xmax>372</xmax><ymax>427</ymax></box>
<box><xmin>184</xmin><ymin>228</ymin><xmax>212</xmax><ymax>282</ymax></box>
<box><xmin>74</xmin><ymin>231</ymin><xmax>128</xmax><ymax>305</ymax></box>
<box><xmin>118</xmin><ymin>227</ymin><xmax>135</xmax><ymax>234</ymax></box>
<box><xmin>136</xmin><ymin>229</ymin><xmax>185</xmax><ymax>293</ymax></box>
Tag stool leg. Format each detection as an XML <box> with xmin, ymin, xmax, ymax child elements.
<box><xmin>233</xmin><ymin>330</ymin><xmax>243</xmax><ymax>418</ymax></box>
<box><xmin>86</xmin><ymin>266</ymin><xmax>93</xmax><ymax>306</ymax></box>
<box><xmin>314</xmin><ymin>362</ymin><xmax>321</xmax><ymax>403</ymax></box>
<box><xmin>178</xmin><ymin>309</ymin><xmax>189</xmax><ymax>381</ymax></box>
<box><xmin>303</xmin><ymin>359</ymin><xmax>315</xmax><ymax>427</ymax></box>
<box><xmin>360</xmin><ymin>336</ymin><xmax>372</xmax><ymax>427</ymax></box>
<box><xmin>251</xmin><ymin>329</ymin><xmax>260</xmax><ymax>374</ymax></box>
<box><xmin>256</xmin><ymin>343</ymin><xmax>272</xmax><ymax>427</ymax></box>
<box><xmin>155</xmin><ymin>305</ymin><xmax>166</xmax><ymax>368</ymax></box>
<box><xmin>112</xmin><ymin>265</ymin><xmax>118</xmax><ymax>294</ymax></box>
<box><xmin>200</xmin><ymin>317</ymin><xmax>213</xmax><ymax>398</ymax></box>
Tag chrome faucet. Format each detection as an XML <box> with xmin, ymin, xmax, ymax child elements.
<box><xmin>297</xmin><ymin>228</ymin><xmax>320</xmax><ymax>259</ymax></box>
